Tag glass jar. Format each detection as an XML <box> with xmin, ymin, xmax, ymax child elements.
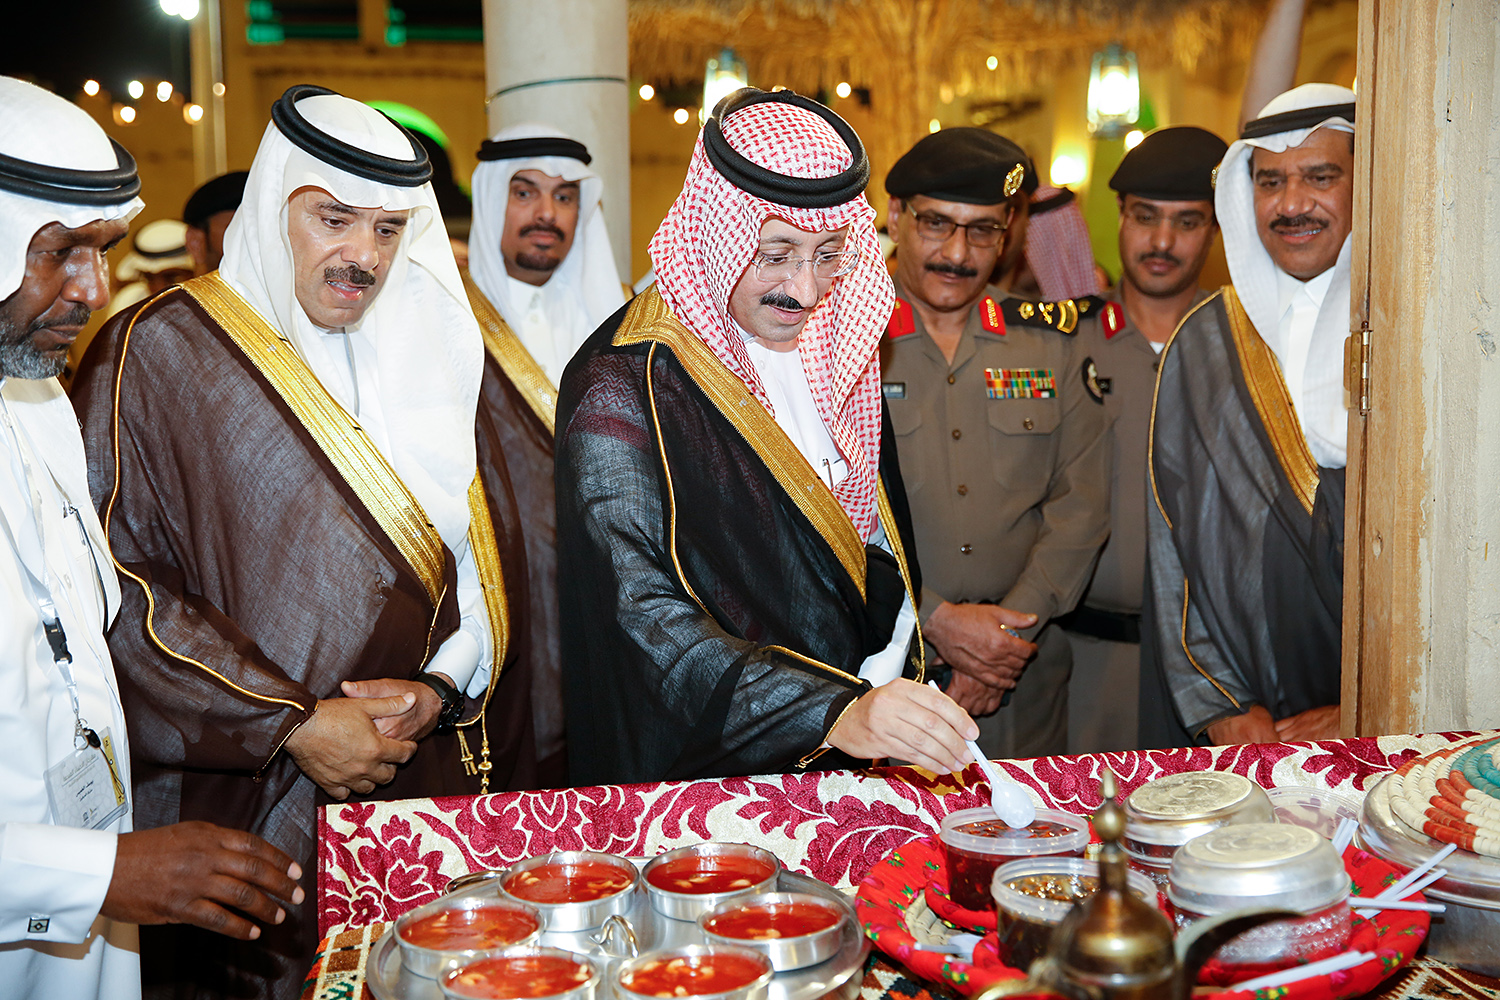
<box><xmin>991</xmin><ymin>858</ymin><xmax>1157</xmax><ymax>970</ymax></box>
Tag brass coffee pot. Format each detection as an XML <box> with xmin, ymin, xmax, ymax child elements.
<box><xmin>974</xmin><ymin>771</ymin><xmax>1292</xmax><ymax>1000</ymax></box>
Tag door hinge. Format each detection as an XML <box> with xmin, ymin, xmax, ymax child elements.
<box><xmin>1346</xmin><ymin>323</ymin><xmax>1372</xmax><ymax>415</ymax></box>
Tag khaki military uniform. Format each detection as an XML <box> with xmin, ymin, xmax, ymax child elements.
<box><xmin>879</xmin><ymin>285</ymin><xmax>1111</xmax><ymax>759</ymax></box>
<box><xmin>1061</xmin><ymin>289</ymin><xmax>1209</xmax><ymax>753</ymax></box>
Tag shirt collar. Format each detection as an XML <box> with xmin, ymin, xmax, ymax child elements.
<box><xmin>1275</xmin><ymin>263</ymin><xmax>1335</xmax><ymax>318</ymax></box>
<box><xmin>505</xmin><ymin>271</ymin><xmax>547</xmax><ymax>307</ymax></box>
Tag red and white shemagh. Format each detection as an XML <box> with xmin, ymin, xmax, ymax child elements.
<box><xmin>1023</xmin><ymin>186</ymin><xmax>1102</xmax><ymax>300</ymax></box>
<box><xmin>648</xmin><ymin>101</ymin><xmax>894</xmax><ymax>542</ymax></box>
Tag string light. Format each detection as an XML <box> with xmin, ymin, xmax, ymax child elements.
<box><xmin>638</xmin><ymin>83</ymin><xmax>655</xmax><ymax>101</ymax></box>
<box><xmin>928</xmin><ymin>118</ymin><xmax>941</xmax><ymax>133</ymax></box>
<box><xmin>986</xmin><ymin>55</ymin><xmax>999</xmax><ymax>71</ymax></box>
<box><xmin>118</xmin><ymin>105</ymin><xmax>137</xmax><ymax>124</ymax></box>
<box><xmin>1050</xmin><ymin>153</ymin><xmax>1086</xmax><ymax>186</ymax></box>
<box><xmin>184</xmin><ymin>103</ymin><xmax>204</xmax><ymax>123</ymax></box>
<box><xmin>82</xmin><ymin>79</ymin><xmax>100</xmax><ymax>96</ymax></box>
<box><xmin>127</xmin><ymin>80</ymin><xmax>144</xmax><ymax>100</ymax></box>
<box><xmin>835</xmin><ymin>81</ymin><xmax>852</xmax><ymax>99</ymax></box>
<box><xmin>212</xmin><ymin>82</ymin><xmax>225</xmax><ymax>97</ymax></box>
<box><xmin>156</xmin><ymin>81</ymin><xmax>173</xmax><ymax>102</ymax></box>
<box><xmin>673</xmin><ymin>108</ymin><xmax>690</xmax><ymax>125</ymax></box>
<box><xmin>1124</xmin><ymin>129</ymin><xmax>1145</xmax><ymax>150</ymax></box>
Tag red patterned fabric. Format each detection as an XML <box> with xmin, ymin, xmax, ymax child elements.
<box><xmin>317</xmin><ymin>734</ymin><xmax>1478</xmax><ymax>935</ymax></box>
<box><xmin>1023</xmin><ymin>186</ymin><xmax>1101</xmax><ymax>301</ymax></box>
<box><xmin>647</xmin><ymin>100</ymin><xmax>894</xmax><ymax>540</ymax></box>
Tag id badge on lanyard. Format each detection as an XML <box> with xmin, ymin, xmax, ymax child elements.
<box><xmin>39</xmin><ymin>600</ymin><xmax>128</xmax><ymax>831</ymax></box>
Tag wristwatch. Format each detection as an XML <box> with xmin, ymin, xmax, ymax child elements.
<box><xmin>415</xmin><ymin>672</ymin><xmax>464</xmax><ymax>731</ymax></box>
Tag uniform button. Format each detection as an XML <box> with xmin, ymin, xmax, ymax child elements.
<box><xmin>1023</xmin><ymin>418</ymin><xmax>1035</xmax><ymax>430</ymax></box>
<box><xmin>960</xmin><ymin>544</ymin><xmax>973</xmax><ymax>554</ymax></box>
<box><xmin>947</xmin><ymin>374</ymin><xmax>956</xmax><ymax>385</ymax></box>
<box><xmin>951</xmin><ymin>429</ymin><xmax>961</xmax><ymax>440</ymax></box>
<box><xmin>957</xmin><ymin>484</ymin><xmax>968</xmax><ymax>496</ymax></box>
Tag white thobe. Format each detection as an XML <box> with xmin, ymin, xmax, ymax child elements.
<box><xmin>1270</xmin><ymin>265</ymin><xmax>1345</xmax><ymax>468</ymax></box>
<box><xmin>0</xmin><ymin>377</ymin><xmax>140</xmax><ymax>1000</ymax></box>
<box><xmin>318</xmin><ymin>330</ymin><xmax>493</xmax><ymax>697</ymax></box>
<box><xmin>505</xmin><ymin>274</ymin><xmax>591</xmax><ymax>387</ymax></box>
<box><xmin>742</xmin><ymin>336</ymin><xmax>917</xmax><ymax>687</ymax></box>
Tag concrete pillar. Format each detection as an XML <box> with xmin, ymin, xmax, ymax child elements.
<box><xmin>190</xmin><ymin>0</ymin><xmax>227</xmax><ymax>182</ymax></box>
<box><xmin>482</xmin><ymin>0</ymin><xmax>631</xmax><ymax>279</ymax></box>
<box><xmin>1343</xmin><ymin>0</ymin><xmax>1500</xmax><ymax>734</ymax></box>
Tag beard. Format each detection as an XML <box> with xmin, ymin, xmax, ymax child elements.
<box><xmin>514</xmin><ymin>249</ymin><xmax>562</xmax><ymax>274</ymax></box>
<box><xmin>0</xmin><ymin>301</ymin><xmax>88</xmax><ymax>380</ymax></box>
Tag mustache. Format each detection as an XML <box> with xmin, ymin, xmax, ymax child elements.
<box><xmin>1138</xmin><ymin>250</ymin><xmax>1182</xmax><ymax>267</ymax></box>
<box><xmin>760</xmin><ymin>291</ymin><xmax>806</xmax><ymax>311</ymax></box>
<box><xmin>521</xmin><ymin>221</ymin><xmax>566</xmax><ymax>240</ymax></box>
<box><xmin>29</xmin><ymin>303</ymin><xmax>92</xmax><ymax>333</ymax></box>
<box><xmin>925</xmin><ymin>261</ymin><xmax>979</xmax><ymax>278</ymax></box>
<box><xmin>1269</xmin><ymin>214</ymin><xmax>1329</xmax><ymax>233</ymax></box>
<box><xmin>324</xmin><ymin>264</ymin><xmax>376</xmax><ymax>287</ymax></box>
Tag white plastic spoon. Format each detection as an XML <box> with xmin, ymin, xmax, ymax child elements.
<box><xmin>929</xmin><ymin>680</ymin><xmax>1037</xmax><ymax>828</ymax></box>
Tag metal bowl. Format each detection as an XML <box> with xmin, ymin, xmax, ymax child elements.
<box><xmin>1123</xmin><ymin>772</ymin><xmax>1273</xmax><ymax>867</ymax></box>
<box><xmin>439</xmin><ymin>945</ymin><xmax>599</xmax><ymax>1000</ymax></box>
<box><xmin>499</xmin><ymin>851</ymin><xmax>639</xmax><ymax>932</ymax></box>
<box><xmin>1167</xmin><ymin>822</ymin><xmax>1349</xmax><ymax>915</ymax></box>
<box><xmin>697</xmin><ymin>892</ymin><xmax>845</xmax><ymax>972</ymax></box>
<box><xmin>395</xmin><ymin>894</ymin><xmax>542</xmax><ymax>979</ymax></box>
<box><xmin>642</xmin><ymin>844</ymin><xmax>781</xmax><ymax>921</ymax></box>
<box><xmin>614</xmin><ymin>943</ymin><xmax>774</xmax><ymax>1000</ymax></box>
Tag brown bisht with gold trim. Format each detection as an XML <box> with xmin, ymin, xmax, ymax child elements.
<box><xmin>1141</xmin><ymin>287</ymin><xmax>1343</xmax><ymax>747</ymax></box>
<box><xmin>463</xmin><ymin>270</ymin><xmax>567</xmax><ymax>783</ymax></box>
<box><xmin>556</xmin><ymin>289</ymin><xmax>924</xmax><ymax>787</ymax></box>
<box><xmin>70</xmin><ymin>275</ymin><xmax>535</xmax><ymax>1000</ymax></box>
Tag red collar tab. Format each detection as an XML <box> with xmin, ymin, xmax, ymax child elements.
<box><xmin>979</xmin><ymin>296</ymin><xmax>1005</xmax><ymax>335</ymax></box>
<box><xmin>887</xmin><ymin>299</ymin><xmax>916</xmax><ymax>339</ymax></box>
<box><xmin>1103</xmin><ymin>301</ymin><xmax>1126</xmax><ymax>339</ymax></box>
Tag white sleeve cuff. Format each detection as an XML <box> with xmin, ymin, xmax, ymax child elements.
<box><xmin>0</xmin><ymin>823</ymin><xmax>117</xmax><ymax>944</ymax></box>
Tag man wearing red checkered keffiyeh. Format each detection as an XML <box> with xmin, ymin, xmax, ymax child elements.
<box><xmin>555</xmin><ymin>89</ymin><xmax>978</xmax><ymax>786</ymax></box>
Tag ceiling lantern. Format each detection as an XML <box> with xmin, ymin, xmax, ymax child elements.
<box><xmin>1087</xmin><ymin>43</ymin><xmax>1140</xmax><ymax>139</ymax></box>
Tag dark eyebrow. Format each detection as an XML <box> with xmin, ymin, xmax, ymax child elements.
<box><xmin>510</xmin><ymin>176</ymin><xmax>539</xmax><ymax>189</ymax></box>
<box><xmin>314</xmin><ymin>199</ymin><xmax>358</xmax><ymax>217</ymax></box>
<box><xmin>1301</xmin><ymin>162</ymin><xmax>1345</xmax><ymax>175</ymax></box>
<box><xmin>376</xmin><ymin>214</ymin><xmax>408</xmax><ymax>228</ymax></box>
<box><xmin>1252</xmin><ymin>166</ymin><xmax>1285</xmax><ymax>181</ymax></box>
<box><xmin>759</xmin><ymin>235</ymin><xmax>800</xmax><ymax>249</ymax></box>
<box><xmin>1171</xmin><ymin>208</ymin><xmax>1208</xmax><ymax>220</ymax></box>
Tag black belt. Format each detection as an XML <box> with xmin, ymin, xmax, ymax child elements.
<box><xmin>1057</xmin><ymin>605</ymin><xmax>1141</xmax><ymax>645</ymax></box>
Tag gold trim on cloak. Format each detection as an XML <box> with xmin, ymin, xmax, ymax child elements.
<box><xmin>460</xmin><ymin>269</ymin><xmax>558</xmax><ymax>435</ymax></box>
<box><xmin>1222</xmin><ymin>285</ymin><xmax>1320</xmax><ymax>516</ymax></box>
<box><xmin>614</xmin><ymin>287</ymin><xmax>872</xmax><ymax>599</ymax></box>
<box><xmin>456</xmin><ymin>475</ymin><xmax>509</xmax><ymax>794</ymax></box>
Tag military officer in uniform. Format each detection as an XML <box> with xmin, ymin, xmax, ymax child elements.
<box><xmin>1060</xmin><ymin>127</ymin><xmax>1228</xmax><ymax>752</ymax></box>
<box><xmin>880</xmin><ymin>129</ymin><xmax>1111</xmax><ymax>759</ymax></box>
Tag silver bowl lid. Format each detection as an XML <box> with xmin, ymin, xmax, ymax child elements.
<box><xmin>1167</xmin><ymin>823</ymin><xmax>1350</xmax><ymax>914</ymax></box>
<box><xmin>1124</xmin><ymin>772</ymin><xmax>1273</xmax><ymax>848</ymax></box>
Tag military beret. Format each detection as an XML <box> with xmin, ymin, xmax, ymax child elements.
<box><xmin>885</xmin><ymin>127</ymin><xmax>1037</xmax><ymax>204</ymax></box>
<box><xmin>1108</xmin><ymin>126</ymin><xmax>1227</xmax><ymax>201</ymax></box>
<box><xmin>182</xmin><ymin>170</ymin><xmax>248</xmax><ymax>231</ymax></box>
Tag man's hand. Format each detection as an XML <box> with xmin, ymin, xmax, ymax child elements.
<box><xmin>341</xmin><ymin>675</ymin><xmax>449</xmax><ymax>741</ymax></box>
<box><xmin>284</xmin><ymin>696</ymin><xmax>419</xmax><ymax>799</ymax></box>
<box><xmin>1204</xmin><ymin>704</ymin><xmax>1280</xmax><ymax>745</ymax></box>
<box><xmin>946</xmin><ymin>670</ymin><xmax>1005</xmax><ymax>716</ymax></box>
<box><xmin>102</xmin><ymin>822</ymin><xmax>304</xmax><ymax>941</ymax></box>
<box><xmin>1274</xmin><ymin>704</ymin><xmax>1341</xmax><ymax>742</ymax></box>
<box><xmin>924</xmin><ymin>602</ymin><xmax>1038</xmax><ymax>686</ymax></box>
<box><xmin>827</xmin><ymin>678</ymin><xmax>979</xmax><ymax>774</ymax></box>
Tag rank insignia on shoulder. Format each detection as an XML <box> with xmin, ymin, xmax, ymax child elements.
<box><xmin>1082</xmin><ymin>357</ymin><xmax>1111</xmax><ymax>403</ymax></box>
<box><xmin>1002</xmin><ymin>296</ymin><xmax>1081</xmax><ymax>335</ymax></box>
<box><xmin>986</xmin><ymin>367</ymin><xmax>1056</xmax><ymax>399</ymax></box>
<box><xmin>886</xmin><ymin>299</ymin><xmax>916</xmax><ymax>339</ymax></box>
<box><xmin>882</xmin><ymin>381</ymin><xmax>907</xmax><ymax>399</ymax></box>
<box><xmin>979</xmin><ymin>296</ymin><xmax>1005</xmax><ymax>334</ymax></box>
<box><xmin>1102</xmin><ymin>301</ymin><xmax>1126</xmax><ymax>339</ymax></box>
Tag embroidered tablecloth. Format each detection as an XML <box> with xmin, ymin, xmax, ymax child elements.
<box><xmin>310</xmin><ymin>732</ymin><xmax>1497</xmax><ymax>1000</ymax></box>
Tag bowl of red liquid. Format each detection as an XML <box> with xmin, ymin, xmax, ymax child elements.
<box><xmin>615</xmin><ymin>944</ymin><xmax>774</xmax><ymax>1000</ymax></box>
<box><xmin>642</xmin><ymin>843</ymin><xmax>781</xmax><ymax>921</ymax></box>
<box><xmin>500</xmin><ymin>851</ymin><xmax>639</xmax><ymax>931</ymax></box>
<box><xmin>939</xmin><ymin>807</ymin><xmax>1090</xmax><ymax>910</ymax></box>
<box><xmin>698</xmin><ymin>891</ymin><xmax>846</xmax><ymax>971</ymax></box>
<box><xmin>395</xmin><ymin>895</ymin><xmax>541</xmax><ymax>979</ymax></box>
<box><xmin>441</xmin><ymin>946</ymin><xmax>599</xmax><ymax>1000</ymax></box>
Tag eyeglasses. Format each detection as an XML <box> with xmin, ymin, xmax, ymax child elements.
<box><xmin>750</xmin><ymin>247</ymin><xmax>861</xmax><ymax>283</ymax></box>
<box><xmin>906</xmin><ymin>205</ymin><xmax>1008</xmax><ymax>247</ymax></box>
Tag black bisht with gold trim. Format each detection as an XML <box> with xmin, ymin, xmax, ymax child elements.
<box><xmin>555</xmin><ymin>290</ymin><xmax>924</xmax><ymax>786</ymax></box>
<box><xmin>1140</xmin><ymin>288</ymin><xmax>1343</xmax><ymax>747</ymax></box>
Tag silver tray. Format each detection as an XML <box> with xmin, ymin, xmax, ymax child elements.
<box><xmin>366</xmin><ymin>867</ymin><xmax>870</xmax><ymax>1000</ymax></box>
<box><xmin>1355</xmin><ymin>771</ymin><xmax>1500</xmax><ymax>908</ymax></box>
